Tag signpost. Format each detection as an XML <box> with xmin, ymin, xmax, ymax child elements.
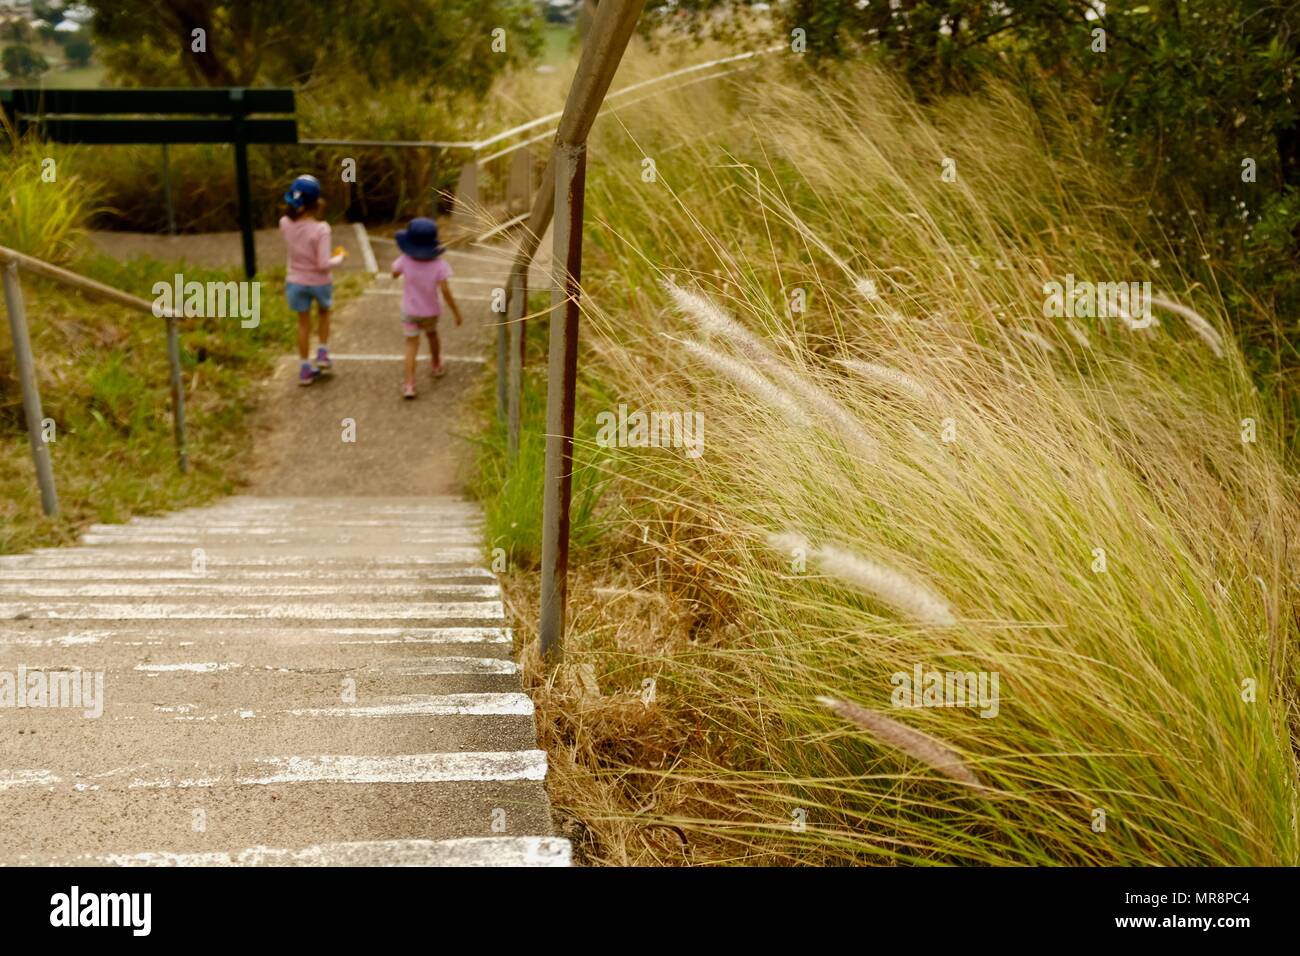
<box><xmin>1</xmin><ymin>87</ymin><xmax>297</xmax><ymax>278</ymax></box>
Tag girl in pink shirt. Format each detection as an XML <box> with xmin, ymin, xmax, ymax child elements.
<box><xmin>391</xmin><ymin>217</ymin><xmax>463</xmax><ymax>399</ymax></box>
<box><xmin>279</xmin><ymin>174</ymin><xmax>346</xmax><ymax>386</ymax></box>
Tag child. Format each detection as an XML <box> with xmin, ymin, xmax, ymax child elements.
<box><xmin>391</xmin><ymin>217</ymin><xmax>463</xmax><ymax>399</ymax></box>
<box><xmin>279</xmin><ymin>174</ymin><xmax>346</xmax><ymax>386</ymax></box>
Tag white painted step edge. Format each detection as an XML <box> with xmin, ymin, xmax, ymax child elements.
<box><xmin>12</xmin><ymin>836</ymin><xmax>572</xmax><ymax>867</ymax></box>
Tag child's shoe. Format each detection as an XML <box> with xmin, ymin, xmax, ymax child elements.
<box><xmin>315</xmin><ymin>346</ymin><xmax>332</xmax><ymax>371</ymax></box>
<box><xmin>430</xmin><ymin>360</ymin><xmax>447</xmax><ymax>378</ymax></box>
<box><xmin>298</xmin><ymin>362</ymin><xmax>316</xmax><ymax>386</ymax></box>
<box><xmin>402</xmin><ymin>381</ymin><xmax>416</xmax><ymax>400</ymax></box>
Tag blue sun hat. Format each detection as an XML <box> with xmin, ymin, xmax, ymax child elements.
<box><xmin>284</xmin><ymin>174</ymin><xmax>321</xmax><ymax>209</ymax></box>
<box><xmin>395</xmin><ymin>217</ymin><xmax>443</xmax><ymax>261</ymax></box>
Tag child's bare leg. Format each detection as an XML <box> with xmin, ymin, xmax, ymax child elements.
<box><xmin>317</xmin><ymin>308</ymin><xmax>331</xmax><ymax>347</ymax></box>
<box><xmin>403</xmin><ymin>334</ymin><xmax>419</xmax><ymax>383</ymax></box>
<box><xmin>427</xmin><ymin>330</ymin><xmax>441</xmax><ymax>368</ymax></box>
<box><xmin>296</xmin><ymin>312</ymin><xmax>312</xmax><ymax>359</ymax></box>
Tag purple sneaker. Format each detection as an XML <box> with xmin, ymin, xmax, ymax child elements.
<box><xmin>298</xmin><ymin>362</ymin><xmax>317</xmax><ymax>386</ymax></box>
<box><xmin>315</xmin><ymin>346</ymin><xmax>332</xmax><ymax>371</ymax></box>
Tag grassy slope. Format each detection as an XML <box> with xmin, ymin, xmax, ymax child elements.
<box><xmin>1</xmin><ymin>255</ymin><xmax>365</xmax><ymax>553</ymax></box>
<box><xmin>473</xmin><ymin>47</ymin><xmax>1300</xmax><ymax>866</ymax></box>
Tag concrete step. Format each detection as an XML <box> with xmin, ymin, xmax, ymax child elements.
<box><xmin>0</xmin><ymin>601</ymin><xmax>505</xmax><ymax>622</ymax></box>
<box><xmin>0</xmin><ymin>549</ymin><xmax>486</xmax><ymax>568</ymax></box>
<box><xmin>23</xmin><ymin>837</ymin><xmax>572</xmax><ymax>867</ymax></box>
<box><xmin>4</xmin><ymin>708</ymin><xmax>544</xmax><ymax>774</ymax></box>
<box><xmin>0</xmin><ymin>582</ymin><xmax>501</xmax><ymax>599</ymax></box>
<box><xmin>0</xmin><ymin>782</ymin><xmax>559</xmax><ymax>863</ymax></box>
<box><xmin>0</xmin><ymin>622</ymin><xmax>512</xmax><ymax>648</ymax></box>
<box><xmin>0</xmin><ymin>566</ymin><xmax>496</xmax><ymax>582</ymax></box>
<box><xmin>0</xmin><ymin>492</ymin><xmax>563</xmax><ymax>867</ymax></box>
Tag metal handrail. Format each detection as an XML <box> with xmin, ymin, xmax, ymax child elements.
<box><xmin>490</xmin><ymin>0</ymin><xmax>646</xmax><ymax>662</ymax></box>
<box><xmin>0</xmin><ymin>244</ymin><xmax>188</xmax><ymax>517</ymax></box>
<box><xmin>299</xmin><ymin>45</ymin><xmax>777</xmax><ymax>232</ymax></box>
<box><xmin>299</xmin><ymin>47</ymin><xmax>774</xmax><ymax>156</ymax></box>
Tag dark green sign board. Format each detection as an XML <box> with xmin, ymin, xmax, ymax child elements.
<box><xmin>2</xmin><ymin>87</ymin><xmax>298</xmax><ymax>277</ymax></box>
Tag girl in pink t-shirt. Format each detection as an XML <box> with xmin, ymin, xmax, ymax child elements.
<box><xmin>391</xmin><ymin>217</ymin><xmax>463</xmax><ymax>399</ymax></box>
<box><xmin>279</xmin><ymin>174</ymin><xmax>346</xmax><ymax>386</ymax></box>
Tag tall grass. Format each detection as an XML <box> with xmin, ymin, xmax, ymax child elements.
<box><xmin>489</xmin><ymin>48</ymin><xmax>1299</xmax><ymax>865</ymax></box>
<box><xmin>470</xmin><ymin>293</ymin><xmax>611</xmax><ymax>568</ymax></box>
<box><xmin>0</xmin><ymin>134</ymin><xmax>93</xmax><ymax>263</ymax></box>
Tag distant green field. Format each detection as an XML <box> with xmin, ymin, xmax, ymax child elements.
<box><xmin>0</xmin><ymin>36</ymin><xmax>104</xmax><ymax>89</ymax></box>
<box><xmin>542</xmin><ymin>25</ymin><xmax>575</xmax><ymax>65</ymax></box>
<box><xmin>31</xmin><ymin>62</ymin><xmax>106</xmax><ymax>88</ymax></box>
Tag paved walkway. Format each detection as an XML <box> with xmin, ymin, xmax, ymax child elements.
<box><xmin>247</xmin><ymin>238</ymin><xmax>548</xmax><ymax>496</ymax></box>
<box><xmin>0</xmin><ymin>234</ymin><xmax>566</xmax><ymax>867</ymax></box>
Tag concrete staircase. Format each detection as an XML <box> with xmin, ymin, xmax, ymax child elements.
<box><xmin>0</xmin><ymin>496</ymin><xmax>568</xmax><ymax>866</ymax></box>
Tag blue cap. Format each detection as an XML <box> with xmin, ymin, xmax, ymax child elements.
<box><xmin>395</xmin><ymin>217</ymin><xmax>443</xmax><ymax>261</ymax></box>
<box><xmin>284</xmin><ymin>174</ymin><xmax>321</xmax><ymax>209</ymax></box>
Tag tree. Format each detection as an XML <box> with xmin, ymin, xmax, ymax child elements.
<box><xmin>2</xmin><ymin>19</ymin><xmax>34</xmax><ymax>44</ymax></box>
<box><xmin>664</xmin><ymin>0</ymin><xmax>1300</xmax><ymax>327</ymax></box>
<box><xmin>2</xmin><ymin>44</ymin><xmax>49</xmax><ymax>79</ymax></box>
<box><xmin>65</xmin><ymin>36</ymin><xmax>93</xmax><ymax>67</ymax></box>
<box><xmin>85</xmin><ymin>0</ymin><xmax>542</xmax><ymax>94</ymax></box>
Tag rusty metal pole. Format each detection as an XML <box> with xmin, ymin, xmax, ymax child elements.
<box><xmin>165</xmin><ymin>313</ymin><xmax>189</xmax><ymax>473</ymax></box>
<box><xmin>532</xmin><ymin>0</ymin><xmax>645</xmax><ymax>662</ymax></box>
<box><xmin>506</xmin><ymin>263</ymin><xmax>526</xmax><ymax>463</ymax></box>
<box><xmin>2</xmin><ymin>261</ymin><xmax>59</xmax><ymax>516</ymax></box>
<box><xmin>537</xmin><ymin>143</ymin><xmax>586</xmax><ymax>661</ymax></box>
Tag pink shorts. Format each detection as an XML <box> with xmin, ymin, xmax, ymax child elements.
<box><xmin>401</xmin><ymin>312</ymin><xmax>439</xmax><ymax>337</ymax></box>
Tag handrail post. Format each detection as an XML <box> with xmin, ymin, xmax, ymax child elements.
<box><xmin>2</xmin><ymin>261</ymin><xmax>59</xmax><ymax>516</ymax></box>
<box><xmin>534</xmin><ymin>0</ymin><xmax>645</xmax><ymax>662</ymax></box>
<box><xmin>165</xmin><ymin>314</ymin><xmax>189</xmax><ymax>473</ymax></box>
<box><xmin>538</xmin><ymin>142</ymin><xmax>587</xmax><ymax>662</ymax></box>
<box><xmin>506</xmin><ymin>263</ymin><xmax>526</xmax><ymax>463</ymax></box>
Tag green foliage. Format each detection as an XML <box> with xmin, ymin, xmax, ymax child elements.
<box><xmin>85</xmin><ymin>0</ymin><xmax>542</xmax><ymax>91</ymax></box>
<box><xmin>470</xmin><ymin>294</ymin><xmax>611</xmax><ymax>569</ymax></box>
<box><xmin>82</xmin><ymin>78</ymin><xmax>469</xmax><ymax>232</ymax></box>
<box><xmin>2</xmin><ymin>43</ymin><xmax>49</xmax><ymax>79</ymax></box>
<box><xmin>664</xmin><ymin>0</ymin><xmax>1300</xmax><ymax>422</ymax></box>
<box><xmin>0</xmin><ymin>137</ymin><xmax>94</xmax><ymax>263</ymax></box>
<box><xmin>63</xmin><ymin>36</ymin><xmax>93</xmax><ymax>67</ymax></box>
<box><xmin>2</xmin><ymin>20</ymin><xmax>33</xmax><ymax>43</ymax></box>
<box><xmin>64</xmin><ymin>0</ymin><xmax>547</xmax><ymax>231</ymax></box>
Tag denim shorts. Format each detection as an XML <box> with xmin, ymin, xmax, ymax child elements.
<box><xmin>285</xmin><ymin>282</ymin><xmax>333</xmax><ymax>312</ymax></box>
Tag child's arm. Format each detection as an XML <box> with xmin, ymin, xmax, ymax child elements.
<box><xmin>391</xmin><ymin>256</ymin><xmax>404</xmax><ymax>279</ymax></box>
<box><xmin>317</xmin><ymin>229</ymin><xmax>345</xmax><ymax>270</ymax></box>
<box><xmin>440</xmin><ymin>279</ymin><xmax>464</xmax><ymax>326</ymax></box>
